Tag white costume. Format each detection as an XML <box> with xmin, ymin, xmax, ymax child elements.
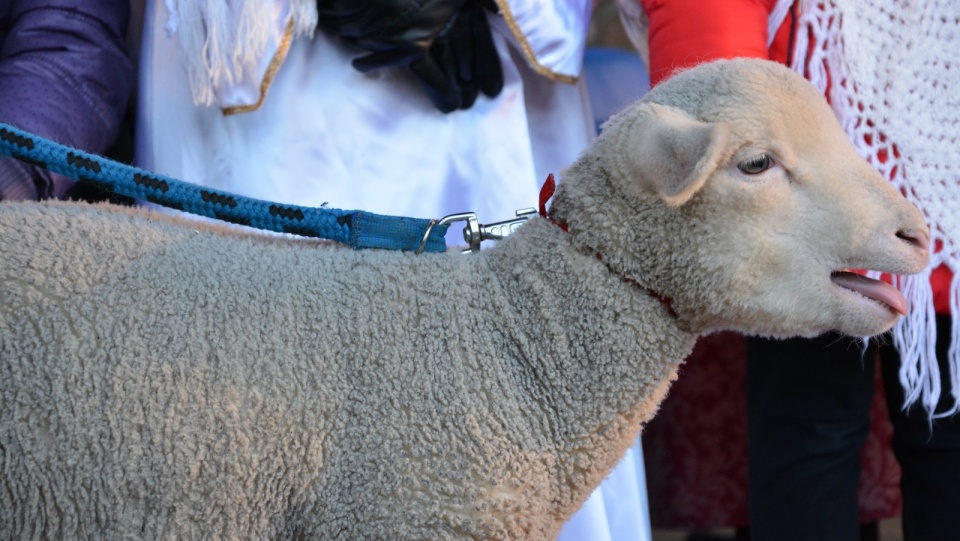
<box><xmin>139</xmin><ymin>0</ymin><xmax>593</xmax><ymax>243</ymax></box>
<box><xmin>136</xmin><ymin>0</ymin><xmax>651</xmax><ymax>538</ymax></box>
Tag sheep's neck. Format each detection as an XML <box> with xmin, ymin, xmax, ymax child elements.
<box><xmin>539</xmin><ymin>176</ymin><xmax>677</xmax><ymax>317</ymax></box>
<box><xmin>592</xmin><ymin>250</ymin><xmax>678</xmax><ymax>318</ymax></box>
<box><xmin>481</xmin><ymin>221</ymin><xmax>694</xmax><ymax>519</ymax></box>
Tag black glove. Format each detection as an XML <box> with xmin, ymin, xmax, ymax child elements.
<box><xmin>317</xmin><ymin>0</ymin><xmax>504</xmax><ymax>113</ymax></box>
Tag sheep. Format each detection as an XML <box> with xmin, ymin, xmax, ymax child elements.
<box><xmin>0</xmin><ymin>58</ymin><xmax>930</xmax><ymax>540</ymax></box>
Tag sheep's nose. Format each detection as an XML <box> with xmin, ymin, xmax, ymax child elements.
<box><xmin>897</xmin><ymin>227</ymin><xmax>930</xmax><ymax>253</ymax></box>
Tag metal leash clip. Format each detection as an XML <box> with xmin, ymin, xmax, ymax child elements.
<box><xmin>417</xmin><ymin>208</ymin><xmax>538</xmax><ymax>254</ymax></box>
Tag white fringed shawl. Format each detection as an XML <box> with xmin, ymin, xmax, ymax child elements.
<box><xmin>786</xmin><ymin>0</ymin><xmax>960</xmax><ymax>417</ymax></box>
<box><xmin>162</xmin><ymin>0</ymin><xmax>318</xmax><ymax>107</ymax></box>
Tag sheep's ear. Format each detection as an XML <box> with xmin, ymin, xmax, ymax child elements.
<box><xmin>621</xmin><ymin>103</ymin><xmax>730</xmax><ymax>206</ymax></box>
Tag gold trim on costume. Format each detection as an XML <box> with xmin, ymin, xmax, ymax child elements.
<box><xmin>222</xmin><ymin>18</ymin><xmax>296</xmax><ymax>116</ymax></box>
<box><xmin>492</xmin><ymin>0</ymin><xmax>579</xmax><ymax>84</ymax></box>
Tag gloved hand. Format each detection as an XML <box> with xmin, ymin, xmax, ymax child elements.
<box><xmin>317</xmin><ymin>0</ymin><xmax>504</xmax><ymax>113</ymax></box>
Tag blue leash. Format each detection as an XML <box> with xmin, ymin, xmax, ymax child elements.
<box><xmin>0</xmin><ymin>122</ymin><xmax>449</xmax><ymax>253</ymax></box>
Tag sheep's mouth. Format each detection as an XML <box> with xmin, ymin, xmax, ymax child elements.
<box><xmin>830</xmin><ymin>271</ymin><xmax>907</xmax><ymax>315</ymax></box>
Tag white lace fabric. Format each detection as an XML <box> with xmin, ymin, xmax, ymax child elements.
<box><xmin>790</xmin><ymin>0</ymin><xmax>960</xmax><ymax>416</ymax></box>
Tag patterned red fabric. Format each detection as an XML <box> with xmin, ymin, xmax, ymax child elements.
<box><xmin>642</xmin><ymin>333</ymin><xmax>751</xmax><ymax>529</ymax></box>
<box><xmin>642</xmin><ymin>333</ymin><xmax>901</xmax><ymax>529</ymax></box>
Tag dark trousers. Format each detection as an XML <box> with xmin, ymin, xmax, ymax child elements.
<box><xmin>746</xmin><ymin>315</ymin><xmax>960</xmax><ymax>541</ymax></box>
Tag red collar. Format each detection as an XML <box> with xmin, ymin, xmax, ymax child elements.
<box><xmin>539</xmin><ymin>173</ymin><xmax>568</xmax><ymax>231</ymax></box>
<box><xmin>539</xmin><ymin>174</ymin><xmax>677</xmax><ymax>318</ymax></box>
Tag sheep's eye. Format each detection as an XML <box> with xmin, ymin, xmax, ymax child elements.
<box><xmin>737</xmin><ymin>153</ymin><xmax>773</xmax><ymax>175</ymax></box>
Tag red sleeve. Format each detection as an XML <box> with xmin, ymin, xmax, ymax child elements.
<box><xmin>642</xmin><ymin>0</ymin><xmax>781</xmax><ymax>86</ymax></box>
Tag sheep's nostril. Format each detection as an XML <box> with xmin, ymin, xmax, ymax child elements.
<box><xmin>897</xmin><ymin>228</ymin><xmax>930</xmax><ymax>252</ymax></box>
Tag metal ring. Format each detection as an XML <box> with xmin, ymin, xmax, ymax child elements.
<box><xmin>416</xmin><ymin>219</ymin><xmax>439</xmax><ymax>255</ymax></box>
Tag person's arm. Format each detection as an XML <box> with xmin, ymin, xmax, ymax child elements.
<box><xmin>641</xmin><ymin>0</ymin><xmax>777</xmax><ymax>86</ymax></box>
<box><xmin>0</xmin><ymin>0</ymin><xmax>133</xmax><ymax>200</ymax></box>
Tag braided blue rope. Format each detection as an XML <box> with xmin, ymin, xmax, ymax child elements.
<box><xmin>0</xmin><ymin>122</ymin><xmax>449</xmax><ymax>253</ymax></box>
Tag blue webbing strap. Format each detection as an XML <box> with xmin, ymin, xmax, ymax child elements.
<box><xmin>0</xmin><ymin>122</ymin><xmax>449</xmax><ymax>253</ymax></box>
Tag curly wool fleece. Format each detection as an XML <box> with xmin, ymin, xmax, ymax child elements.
<box><xmin>0</xmin><ymin>202</ymin><xmax>684</xmax><ymax>539</ymax></box>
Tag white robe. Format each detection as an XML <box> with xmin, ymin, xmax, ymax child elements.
<box><xmin>138</xmin><ymin>0</ymin><xmax>596</xmax><ymax>244</ymax></box>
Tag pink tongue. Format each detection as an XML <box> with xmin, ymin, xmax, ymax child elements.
<box><xmin>831</xmin><ymin>272</ymin><xmax>908</xmax><ymax>315</ymax></box>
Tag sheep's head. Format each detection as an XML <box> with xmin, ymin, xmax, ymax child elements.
<box><xmin>551</xmin><ymin>58</ymin><xmax>929</xmax><ymax>338</ymax></box>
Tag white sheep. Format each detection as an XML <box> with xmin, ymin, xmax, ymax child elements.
<box><xmin>0</xmin><ymin>59</ymin><xmax>930</xmax><ymax>540</ymax></box>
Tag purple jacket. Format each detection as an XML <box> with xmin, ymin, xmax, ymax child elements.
<box><xmin>0</xmin><ymin>0</ymin><xmax>133</xmax><ymax>200</ymax></box>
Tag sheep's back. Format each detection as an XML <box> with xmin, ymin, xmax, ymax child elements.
<box><xmin>0</xmin><ymin>201</ymin><xmax>551</xmax><ymax>538</ymax></box>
